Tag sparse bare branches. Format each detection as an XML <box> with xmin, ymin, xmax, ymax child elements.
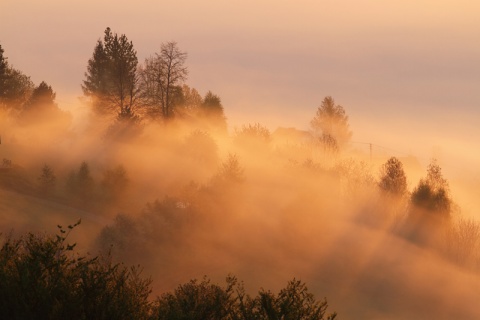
<box><xmin>139</xmin><ymin>41</ymin><xmax>188</xmax><ymax>119</ymax></box>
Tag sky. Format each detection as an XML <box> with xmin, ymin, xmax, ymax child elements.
<box><xmin>1</xmin><ymin>0</ymin><xmax>480</xmax><ymax>169</ymax></box>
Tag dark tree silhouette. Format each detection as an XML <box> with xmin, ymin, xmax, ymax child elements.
<box><xmin>24</xmin><ymin>81</ymin><xmax>56</xmax><ymax>111</ymax></box>
<box><xmin>311</xmin><ymin>96</ymin><xmax>351</xmax><ymax>150</ymax></box>
<box><xmin>83</xmin><ymin>27</ymin><xmax>139</xmax><ymax>118</ymax></box>
<box><xmin>378</xmin><ymin>157</ymin><xmax>407</xmax><ymax>197</ymax></box>
<box><xmin>139</xmin><ymin>41</ymin><xmax>188</xmax><ymax>118</ymax></box>
<box><xmin>411</xmin><ymin>159</ymin><xmax>451</xmax><ymax>216</ymax></box>
<box><xmin>200</xmin><ymin>91</ymin><xmax>227</xmax><ymax>131</ymax></box>
<box><xmin>0</xmin><ymin>44</ymin><xmax>34</xmax><ymax>112</ymax></box>
<box><xmin>175</xmin><ymin>84</ymin><xmax>202</xmax><ymax>117</ymax></box>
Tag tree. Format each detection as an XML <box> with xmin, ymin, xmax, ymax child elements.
<box><xmin>411</xmin><ymin>159</ymin><xmax>451</xmax><ymax>216</ymax></box>
<box><xmin>19</xmin><ymin>81</ymin><xmax>71</xmax><ymax>126</ymax></box>
<box><xmin>83</xmin><ymin>27</ymin><xmax>139</xmax><ymax>119</ymax></box>
<box><xmin>178</xmin><ymin>84</ymin><xmax>202</xmax><ymax>116</ymax></box>
<box><xmin>0</xmin><ymin>44</ymin><xmax>34</xmax><ymax>113</ymax></box>
<box><xmin>38</xmin><ymin>164</ymin><xmax>56</xmax><ymax>195</ymax></box>
<box><xmin>0</xmin><ymin>44</ymin><xmax>7</xmax><ymax>96</ymax></box>
<box><xmin>378</xmin><ymin>157</ymin><xmax>407</xmax><ymax>197</ymax></box>
<box><xmin>82</xmin><ymin>40</ymin><xmax>109</xmax><ymax>113</ymax></box>
<box><xmin>405</xmin><ymin>159</ymin><xmax>452</xmax><ymax>245</ymax></box>
<box><xmin>200</xmin><ymin>91</ymin><xmax>227</xmax><ymax>132</ymax></box>
<box><xmin>310</xmin><ymin>96</ymin><xmax>351</xmax><ymax>150</ymax></box>
<box><xmin>24</xmin><ymin>81</ymin><xmax>57</xmax><ymax>111</ymax></box>
<box><xmin>139</xmin><ymin>41</ymin><xmax>188</xmax><ymax>118</ymax></box>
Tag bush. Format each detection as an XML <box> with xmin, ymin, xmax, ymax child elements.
<box><xmin>0</xmin><ymin>221</ymin><xmax>152</xmax><ymax>320</ymax></box>
<box><xmin>153</xmin><ymin>276</ymin><xmax>337</xmax><ymax>320</ymax></box>
<box><xmin>1</xmin><ymin>224</ymin><xmax>337</xmax><ymax>320</ymax></box>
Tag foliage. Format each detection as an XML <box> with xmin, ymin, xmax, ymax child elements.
<box><xmin>378</xmin><ymin>157</ymin><xmax>407</xmax><ymax>197</ymax></box>
<box><xmin>154</xmin><ymin>276</ymin><xmax>237</xmax><ymax>320</ymax></box>
<box><xmin>176</xmin><ymin>84</ymin><xmax>203</xmax><ymax>116</ymax></box>
<box><xmin>106</xmin><ymin>106</ymin><xmax>143</xmax><ymax>140</ymax></box>
<box><xmin>411</xmin><ymin>159</ymin><xmax>451</xmax><ymax>217</ymax></box>
<box><xmin>200</xmin><ymin>91</ymin><xmax>227</xmax><ymax>131</ymax></box>
<box><xmin>24</xmin><ymin>81</ymin><xmax>57</xmax><ymax>111</ymax></box>
<box><xmin>153</xmin><ymin>276</ymin><xmax>336</xmax><ymax>320</ymax></box>
<box><xmin>1</xmin><ymin>223</ymin><xmax>337</xmax><ymax>320</ymax></box>
<box><xmin>0</xmin><ymin>44</ymin><xmax>34</xmax><ymax>113</ymax></box>
<box><xmin>253</xmin><ymin>279</ymin><xmax>337</xmax><ymax>320</ymax></box>
<box><xmin>83</xmin><ymin>27</ymin><xmax>139</xmax><ymax>118</ymax></box>
<box><xmin>310</xmin><ymin>96</ymin><xmax>351</xmax><ymax>149</ymax></box>
<box><xmin>0</xmin><ymin>221</ymin><xmax>153</xmax><ymax>320</ymax></box>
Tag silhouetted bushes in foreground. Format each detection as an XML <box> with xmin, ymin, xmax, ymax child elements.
<box><xmin>0</xmin><ymin>223</ymin><xmax>336</xmax><ymax>320</ymax></box>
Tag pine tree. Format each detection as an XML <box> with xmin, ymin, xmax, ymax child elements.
<box><xmin>83</xmin><ymin>28</ymin><xmax>138</xmax><ymax>118</ymax></box>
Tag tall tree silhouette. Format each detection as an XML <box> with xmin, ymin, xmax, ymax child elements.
<box><xmin>139</xmin><ymin>41</ymin><xmax>188</xmax><ymax>118</ymax></box>
<box><xmin>83</xmin><ymin>27</ymin><xmax>138</xmax><ymax>119</ymax></box>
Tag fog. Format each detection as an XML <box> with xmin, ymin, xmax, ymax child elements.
<box><xmin>2</xmin><ymin>99</ymin><xmax>480</xmax><ymax>318</ymax></box>
<box><xmin>2</xmin><ymin>1</ymin><xmax>480</xmax><ymax>317</ymax></box>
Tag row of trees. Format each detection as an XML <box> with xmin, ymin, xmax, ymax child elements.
<box><xmin>3</xmin><ymin>36</ymin><xmax>349</xmax><ymax>149</ymax></box>
<box><xmin>0</xmin><ymin>44</ymin><xmax>69</xmax><ymax>128</ymax></box>
<box><xmin>82</xmin><ymin>28</ymin><xmax>227</xmax><ymax>132</ymax></box>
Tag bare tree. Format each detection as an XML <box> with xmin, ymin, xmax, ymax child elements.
<box><xmin>139</xmin><ymin>41</ymin><xmax>188</xmax><ymax>118</ymax></box>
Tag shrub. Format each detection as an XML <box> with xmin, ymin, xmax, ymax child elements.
<box><xmin>0</xmin><ymin>221</ymin><xmax>152</xmax><ymax>320</ymax></box>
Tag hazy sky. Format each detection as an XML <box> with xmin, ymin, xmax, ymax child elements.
<box><xmin>1</xmin><ymin>0</ymin><xmax>480</xmax><ymax>165</ymax></box>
